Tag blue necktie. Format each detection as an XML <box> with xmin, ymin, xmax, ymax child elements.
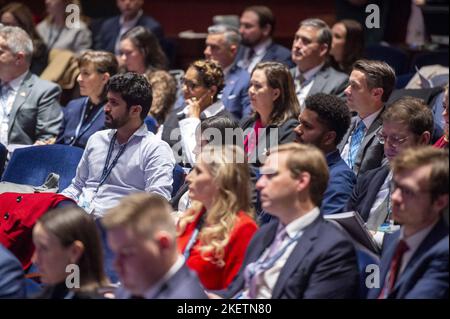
<box><xmin>348</xmin><ymin>120</ymin><xmax>366</xmax><ymax>169</ymax></box>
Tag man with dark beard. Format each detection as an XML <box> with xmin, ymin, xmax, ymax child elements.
<box><xmin>61</xmin><ymin>73</ymin><xmax>175</xmax><ymax>218</ymax></box>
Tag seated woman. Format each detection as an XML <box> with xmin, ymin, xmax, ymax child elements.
<box><xmin>0</xmin><ymin>2</ymin><xmax>49</xmax><ymax>75</ymax></box>
<box><xmin>32</xmin><ymin>206</ymin><xmax>110</xmax><ymax>299</ymax></box>
<box><xmin>36</xmin><ymin>0</ymin><xmax>92</xmax><ymax>53</ymax></box>
<box><xmin>161</xmin><ymin>59</ymin><xmax>234</xmax><ymax>166</ymax></box>
<box><xmin>55</xmin><ymin>50</ymin><xmax>118</xmax><ymax>148</ymax></box>
<box><xmin>177</xmin><ymin>145</ymin><xmax>258</xmax><ymax>290</ymax></box>
<box><xmin>434</xmin><ymin>84</ymin><xmax>449</xmax><ymax>149</ymax></box>
<box><xmin>329</xmin><ymin>19</ymin><xmax>364</xmax><ymax>74</ymax></box>
<box><xmin>241</xmin><ymin>62</ymin><xmax>300</xmax><ymax>167</ymax></box>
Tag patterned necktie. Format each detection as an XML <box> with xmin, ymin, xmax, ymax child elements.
<box><xmin>378</xmin><ymin>239</ymin><xmax>409</xmax><ymax>299</ymax></box>
<box><xmin>348</xmin><ymin>120</ymin><xmax>366</xmax><ymax>169</ymax></box>
<box><xmin>0</xmin><ymin>83</ymin><xmax>12</xmax><ymax>115</ymax></box>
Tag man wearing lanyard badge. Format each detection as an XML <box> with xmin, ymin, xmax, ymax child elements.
<box><xmin>61</xmin><ymin>72</ymin><xmax>175</xmax><ymax>219</ymax></box>
<box><xmin>208</xmin><ymin>143</ymin><xmax>359</xmax><ymax>299</ymax></box>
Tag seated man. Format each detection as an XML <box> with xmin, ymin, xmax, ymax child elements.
<box><xmin>294</xmin><ymin>93</ymin><xmax>355</xmax><ymax>215</ymax></box>
<box><xmin>0</xmin><ymin>243</ymin><xmax>25</xmax><ymax>298</ymax></box>
<box><xmin>61</xmin><ymin>73</ymin><xmax>175</xmax><ymax>218</ymax></box>
<box><xmin>347</xmin><ymin>97</ymin><xmax>434</xmax><ymax>234</ymax></box>
<box><xmin>368</xmin><ymin>147</ymin><xmax>449</xmax><ymax>299</ymax></box>
<box><xmin>210</xmin><ymin>143</ymin><xmax>359</xmax><ymax>299</ymax></box>
<box><xmin>0</xmin><ymin>26</ymin><xmax>62</xmax><ymax>146</ymax></box>
<box><xmin>103</xmin><ymin>193</ymin><xmax>207</xmax><ymax>299</ymax></box>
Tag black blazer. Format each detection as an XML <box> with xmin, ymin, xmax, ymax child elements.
<box><xmin>346</xmin><ymin>165</ymin><xmax>391</xmax><ymax>221</ymax></box>
<box><xmin>218</xmin><ymin>215</ymin><xmax>359</xmax><ymax>299</ymax></box>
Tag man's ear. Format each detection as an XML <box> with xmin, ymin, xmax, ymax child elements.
<box><xmin>432</xmin><ymin>194</ymin><xmax>449</xmax><ymax>215</ymax></box>
<box><xmin>262</xmin><ymin>24</ymin><xmax>272</xmax><ymax>38</ymax></box>
<box><xmin>15</xmin><ymin>51</ymin><xmax>26</xmax><ymax>66</ymax></box>
<box><xmin>319</xmin><ymin>43</ymin><xmax>329</xmax><ymax>58</ymax></box>
<box><xmin>371</xmin><ymin>87</ymin><xmax>384</xmax><ymax>101</ymax></box>
<box><xmin>229</xmin><ymin>44</ymin><xmax>238</xmax><ymax>56</ymax></box>
<box><xmin>322</xmin><ymin>131</ymin><xmax>337</xmax><ymax>147</ymax></box>
<box><xmin>296</xmin><ymin>171</ymin><xmax>311</xmax><ymax>192</ymax></box>
<box><xmin>419</xmin><ymin>131</ymin><xmax>431</xmax><ymax>145</ymax></box>
<box><xmin>131</xmin><ymin>104</ymin><xmax>143</xmax><ymax>118</ymax></box>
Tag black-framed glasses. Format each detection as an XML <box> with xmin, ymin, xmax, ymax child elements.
<box><xmin>181</xmin><ymin>78</ymin><xmax>201</xmax><ymax>91</ymax></box>
<box><xmin>377</xmin><ymin>131</ymin><xmax>409</xmax><ymax>147</ymax></box>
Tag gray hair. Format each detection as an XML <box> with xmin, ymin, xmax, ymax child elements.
<box><xmin>207</xmin><ymin>24</ymin><xmax>241</xmax><ymax>46</ymax></box>
<box><xmin>0</xmin><ymin>26</ymin><xmax>33</xmax><ymax>64</ymax></box>
<box><xmin>299</xmin><ymin>18</ymin><xmax>332</xmax><ymax>53</ymax></box>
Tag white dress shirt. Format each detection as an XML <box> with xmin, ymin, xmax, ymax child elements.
<box><xmin>293</xmin><ymin>62</ymin><xmax>325</xmax><ymax>110</ymax></box>
<box><xmin>61</xmin><ymin>124</ymin><xmax>175</xmax><ymax>218</ymax></box>
<box><xmin>238</xmin><ymin>39</ymin><xmax>272</xmax><ymax>73</ymax></box>
<box><xmin>114</xmin><ymin>10</ymin><xmax>143</xmax><ymax>55</ymax></box>
<box><xmin>0</xmin><ymin>71</ymin><xmax>28</xmax><ymax>146</ymax></box>
<box><xmin>241</xmin><ymin>207</ymin><xmax>321</xmax><ymax>299</ymax></box>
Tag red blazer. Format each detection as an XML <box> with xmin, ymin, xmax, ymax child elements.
<box><xmin>177</xmin><ymin>210</ymin><xmax>258</xmax><ymax>290</ymax></box>
<box><xmin>0</xmin><ymin>192</ymin><xmax>73</xmax><ymax>269</ymax></box>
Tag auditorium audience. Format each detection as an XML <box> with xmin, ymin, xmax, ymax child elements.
<box><xmin>37</xmin><ymin>0</ymin><xmax>92</xmax><ymax>53</ymax></box>
<box><xmin>241</xmin><ymin>61</ymin><xmax>300</xmax><ymax>167</ymax></box>
<box><xmin>0</xmin><ymin>26</ymin><xmax>63</xmax><ymax>146</ymax></box>
<box><xmin>291</xmin><ymin>18</ymin><xmax>348</xmax><ymax>108</ymax></box>
<box><xmin>56</xmin><ymin>50</ymin><xmax>118</xmax><ymax>148</ymax></box>
<box><xmin>104</xmin><ymin>193</ymin><xmax>207</xmax><ymax>299</ymax></box>
<box><xmin>0</xmin><ymin>2</ymin><xmax>49</xmax><ymax>75</ymax></box>
<box><xmin>178</xmin><ymin>145</ymin><xmax>257</xmax><ymax>290</ymax></box>
<box><xmin>204</xmin><ymin>24</ymin><xmax>251</xmax><ymax>120</ymax></box>
<box><xmin>329</xmin><ymin>19</ymin><xmax>364</xmax><ymax>75</ymax></box>
<box><xmin>236</xmin><ymin>6</ymin><xmax>293</xmax><ymax>72</ymax></box>
<box><xmin>368</xmin><ymin>146</ymin><xmax>449</xmax><ymax>299</ymax></box>
<box><xmin>338</xmin><ymin>59</ymin><xmax>396</xmax><ymax>175</ymax></box>
<box><xmin>347</xmin><ymin>97</ymin><xmax>434</xmax><ymax>234</ymax></box>
<box><xmin>294</xmin><ymin>93</ymin><xmax>355</xmax><ymax>215</ymax></box>
<box><xmin>208</xmin><ymin>143</ymin><xmax>359</xmax><ymax>299</ymax></box>
<box><xmin>32</xmin><ymin>206</ymin><xmax>110</xmax><ymax>299</ymax></box>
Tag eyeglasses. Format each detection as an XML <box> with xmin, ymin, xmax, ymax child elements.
<box><xmin>181</xmin><ymin>78</ymin><xmax>201</xmax><ymax>91</ymax></box>
<box><xmin>376</xmin><ymin>131</ymin><xmax>409</xmax><ymax>147</ymax></box>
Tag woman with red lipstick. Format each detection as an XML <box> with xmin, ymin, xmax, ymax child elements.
<box><xmin>241</xmin><ymin>62</ymin><xmax>300</xmax><ymax>166</ymax></box>
<box><xmin>177</xmin><ymin>145</ymin><xmax>258</xmax><ymax>290</ymax></box>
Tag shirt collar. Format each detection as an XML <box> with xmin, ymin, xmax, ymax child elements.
<box><xmin>253</xmin><ymin>38</ymin><xmax>272</xmax><ymax>56</ymax></box>
<box><xmin>107</xmin><ymin>123</ymin><xmax>149</xmax><ymax>141</ymax></box>
<box><xmin>119</xmin><ymin>10</ymin><xmax>143</xmax><ymax>28</ymax></box>
<box><xmin>178</xmin><ymin>100</ymin><xmax>224</xmax><ymax>118</ymax></box>
<box><xmin>4</xmin><ymin>71</ymin><xmax>28</xmax><ymax>92</ymax></box>
<box><xmin>295</xmin><ymin>62</ymin><xmax>325</xmax><ymax>82</ymax></box>
<box><xmin>360</xmin><ymin>108</ymin><xmax>383</xmax><ymax>130</ymax></box>
<box><xmin>399</xmin><ymin>220</ymin><xmax>438</xmax><ymax>251</ymax></box>
<box><xmin>283</xmin><ymin>207</ymin><xmax>320</xmax><ymax>239</ymax></box>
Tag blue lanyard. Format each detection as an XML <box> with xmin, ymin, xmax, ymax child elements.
<box><xmin>71</xmin><ymin>97</ymin><xmax>104</xmax><ymax>146</ymax></box>
<box><xmin>183</xmin><ymin>214</ymin><xmax>205</xmax><ymax>260</ymax></box>
<box><xmin>96</xmin><ymin>133</ymin><xmax>127</xmax><ymax>191</ymax></box>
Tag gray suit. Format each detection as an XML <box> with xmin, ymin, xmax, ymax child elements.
<box><xmin>291</xmin><ymin>64</ymin><xmax>349</xmax><ymax>99</ymax></box>
<box><xmin>338</xmin><ymin>110</ymin><xmax>386</xmax><ymax>176</ymax></box>
<box><xmin>7</xmin><ymin>72</ymin><xmax>63</xmax><ymax>145</ymax></box>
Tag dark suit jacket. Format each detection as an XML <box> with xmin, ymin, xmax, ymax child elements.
<box><xmin>236</xmin><ymin>42</ymin><xmax>295</xmax><ymax>69</ymax></box>
<box><xmin>346</xmin><ymin>165</ymin><xmax>390</xmax><ymax>221</ymax></box>
<box><xmin>290</xmin><ymin>64</ymin><xmax>349</xmax><ymax>99</ymax></box>
<box><xmin>0</xmin><ymin>244</ymin><xmax>25</xmax><ymax>298</ymax></box>
<box><xmin>240</xmin><ymin>117</ymin><xmax>299</xmax><ymax>167</ymax></box>
<box><xmin>56</xmin><ymin>97</ymin><xmax>106</xmax><ymax>149</ymax></box>
<box><xmin>219</xmin><ymin>216</ymin><xmax>359</xmax><ymax>299</ymax></box>
<box><xmin>367</xmin><ymin>218</ymin><xmax>449</xmax><ymax>299</ymax></box>
<box><xmin>222</xmin><ymin>65</ymin><xmax>251</xmax><ymax>120</ymax></box>
<box><xmin>322</xmin><ymin>150</ymin><xmax>356</xmax><ymax>215</ymax></box>
<box><xmin>7</xmin><ymin>72</ymin><xmax>63</xmax><ymax>145</ymax></box>
<box><xmin>338</xmin><ymin>110</ymin><xmax>385</xmax><ymax>176</ymax></box>
<box><xmin>94</xmin><ymin>15</ymin><xmax>164</xmax><ymax>53</ymax></box>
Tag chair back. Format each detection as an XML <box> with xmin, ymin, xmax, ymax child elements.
<box><xmin>364</xmin><ymin>44</ymin><xmax>409</xmax><ymax>75</ymax></box>
<box><xmin>0</xmin><ymin>143</ymin><xmax>7</xmax><ymax>177</ymax></box>
<box><xmin>172</xmin><ymin>164</ymin><xmax>186</xmax><ymax>197</ymax></box>
<box><xmin>1</xmin><ymin>145</ymin><xmax>84</xmax><ymax>191</ymax></box>
<box><xmin>144</xmin><ymin>115</ymin><xmax>158</xmax><ymax>134</ymax></box>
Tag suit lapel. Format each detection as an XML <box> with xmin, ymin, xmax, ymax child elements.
<box><xmin>271</xmin><ymin>217</ymin><xmax>320</xmax><ymax>299</ymax></box>
<box><xmin>308</xmin><ymin>67</ymin><xmax>329</xmax><ymax>96</ymax></box>
<box><xmin>338</xmin><ymin>118</ymin><xmax>357</xmax><ymax>152</ymax></box>
<box><xmin>8</xmin><ymin>72</ymin><xmax>33</xmax><ymax>135</ymax></box>
<box><xmin>355</xmin><ymin>111</ymin><xmax>383</xmax><ymax>169</ymax></box>
<box><xmin>362</xmin><ymin>165</ymin><xmax>390</xmax><ymax>220</ymax></box>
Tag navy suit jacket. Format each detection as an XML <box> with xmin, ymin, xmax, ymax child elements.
<box><xmin>322</xmin><ymin>150</ymin><xmax>356</xmax><ymax>215</ymax></box>
<box><xmin>236</xmin><ymin>42</ymin><xmax>294</xmax><ymax>70</ymax></box>
<box><xmin>367</xmin><ymin>218</ymin><xmax>449</xmax><ymax>299</ymax></box>
<box><xmin>218</xmin><ymin>215</ymin><xmax>359</xmax><ymax>299</ymax></box>
<box><xmin>346</xmin><ymin>165</ymin><xmax>390</xmax><ymax>221</ymax></box>
<box><xmin>56</xmin><ymin>97</ymin><xmax>106</xmax><ymax>149</ymax></box>
<box><xmin>0</xmin><ymin>244</ymin><xmax>25</xmax><ymax>298</ymax></box>
<box><xmin>221</xmin><ymin>65</ymin><xmax>251</xmax><ymax>120</ymax></box>
<box><xmin>154</xmin><ymin>264</ymin><xmax>207</xmax><ymax>299</ymax></box>
<box><xmin>94</xmin><ymin>15</ymin><xmax>164</xmax><ymax>53</ymax></box>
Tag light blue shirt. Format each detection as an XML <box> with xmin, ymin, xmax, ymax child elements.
<box><xmin>61</xmin><ymin>124</ymin><xmax>175</xmax><ymax>218</ymax></box>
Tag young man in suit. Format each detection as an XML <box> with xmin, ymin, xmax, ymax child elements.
<box><xmin>0</xmin><ymin>243</ymin><xmax>25</xmax><ymax>298</ymax></box>
<box><xmin>209</xmin><ymin>143</ymin><xmax>359</xmax><ymax>299</ymax></box>
<box><xmin>338</xmin><ymin>59</ymin><xmax>396</xmax><ymax>175</ymax></box>
<box><xmin>204</xmin><ymin>25</ymin><xmax>251</xmax><ymax>120</ymax></box>
<box><xmin>103</xmin><ymin>193</ymin><xmax>207</xmax><ymax>299</ymax></box>
<box><xmin>290</xmin><ymin>18</ymin><xmax>348</xmax><ymax>108</ymax></box>
<box><xmin>236</xmin><ymin>6</ymin><xmax>293</xmax><ymax>72</ymax></box>
<box><xmin>0</xmin><ymin>26</ymin><xmax>62</xmax><ymax>146</ymax></box>
<box><xmin>347</xmin><ymin>97</ymin><xmax>434</xmax><ymax>232</ymax></box>
<box><xmin>294</xmin><ymin>93</ymin><xmax>355</xmax><ymax>215</ymax></box>
<box><xmin>368</xmin><ymin>146</ymin><xmax>449</xmax><ymax>299</ymax></box>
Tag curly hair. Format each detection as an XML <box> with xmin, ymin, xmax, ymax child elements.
<box><xmin>145</xmin><ymin>70</ymin><xmax>177</xmax><ymax>124</ymax></box>
<box><xmin>189</xmin><ymin>59</ymin><xmax>225</xmax><ymax>102</ymax></box>
<box><xmin>177</xmin><ymin>145</ymin><xmax>253</xmax><ymax>267</ymax></box>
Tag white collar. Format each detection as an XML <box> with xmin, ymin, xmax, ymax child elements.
<box><xmin>3</xmin><ymin>71</ymin><xmax>28</xmax><ymax>92</ymax></box>
<box><xmin>107</xmin><ymin>123</ymin><xmax>149</xmax><ymax>141</ymax></box>
<box><xmin>178</xmin><ymin>100</ymin><xmax>225</xmax><ymax>119</ymax></box>
<box><xmin>283</xmin><ymin>207</ymin><xmax>320</xmax><ymax>239</ymax></box>
<box><xmin>399</xmin><ymin>220</ymin><xmax>438</xmax><ymax>250</ymax></box>
<box><xmin>119</xmin><ymin>10</ymin><xmax>143</xmax><ymax>28</ymax></box>
<box><xmin>252</xmin><ymin>38</ymin><xmax>273</xmax><ymax>56</ymax></box>
<box><xmin>295</xmin><ymin>62</ymin><xmax>325</xmax><ymax>82</ymax></box>
<box><xmin>360</xmin><ymin>108</ymin><xmax>383</xmax><ymax>130</ymax></box>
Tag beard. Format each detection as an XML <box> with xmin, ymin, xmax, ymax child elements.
<box><xmin>104</xmin><ymin>113</ymin><xmax>129</xmax><ymax>129</ymax></box>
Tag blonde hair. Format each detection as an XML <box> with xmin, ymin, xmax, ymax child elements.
<box><xmin>177</xmin><ymin>145</ymin><xmax>253</xmax><ymax>267</ymax></box>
